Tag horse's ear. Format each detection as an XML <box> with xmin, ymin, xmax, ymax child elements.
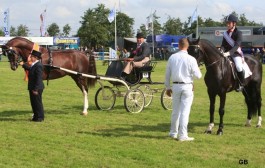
<box><xmin>196</xmin><ymin>36</ymin><xmax>200</xmax><ymax>44</ymax></box>
<box><xmin>1</xmin><ymin>45</ymin><xmax>8</xmax><ymax>50</ymax></box>
<box><xmin>85</xmin><ymin>49</ymin><xmax>93</xmax><ymax>55</ymax></box>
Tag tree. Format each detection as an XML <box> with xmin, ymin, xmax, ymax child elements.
<box><xmin>150</xmin><ymin>13</ymin><xmax>163</xmax><ymax>35</ymax></box>
<box><xmin>138</xmin><ymin>12</ymin><xmax>163</xmax><ymax>37</ymax></box>
<box><xmin>47</xmin><ymin>23</ymin><xmax>60</xmax><ymax>36</ymax></box>
<box><xmin>63</xmin><ymin>24</ymin><xmax>71</xmax><ymax>37</ymax></box>
<box><xmin>114</xmin><ymin>12</ymin><xmax>134</xmax><ymax>38</ymax></box>
<box><xmin>163</xmin><ymin>16</ymin><xmax>183</xmax><ymax>35</ymax></box>
<box><xmin>138</xmin><ymin>24</ymin><xmax>148</xmax><ymax>37</ymax></box>
<box><xmin>77</xmin><ymin>4</ymin><xmax>134</xmax><ymax>48</ymax></box>
<box><xmin>203</xmin><ymin>18</ymin><xmax>222</xmax><ymax>27</ymax></box>
<box><xmin>78</xmin><ymin>4</ymin><xmax>109</xmax><ymax>48</ymax></box>
<box><xmin>17</xmin><ymin>24</ymin><xmax>29</xmax><ymax>36</ymax></box>
<box><xmin>238</xmin><ymin>13</ymin><xmax>262</xmax><ymax>26</ymax></box>
<box><xmin>0</xmin><ymin>29</ymin><xmax>4</xmax><ymax>36</ymax></box>
<box><xmin>220</xmin><ymin>11</ymin><xmax>262</xmax><ymax>26</ymax></box>
<box><xmin>10</xmin><ymin>26</ymin><xmax>17</xmax><ymax>36</ymax></box>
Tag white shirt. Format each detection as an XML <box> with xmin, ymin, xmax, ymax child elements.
<box><xmin>31</xmin><ymin>60</ymin><xmax>39</xmax><ymax>68</ymax></box>
<box><xmin>165</xmin><ymin>50</ymin><xmax>202</xmax><ymax>89</ymax></box>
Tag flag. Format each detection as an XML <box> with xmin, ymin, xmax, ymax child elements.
<box><xmin>40</xmin><ymin>9</ymin><xmax>47</xmax><ymax>36</ymax></box>
<box><xmin>189</xmin><ymin>8</ymin><xmax>198</xmax><ymax>27</ymax></box>
<box><xmin>109</xmin><ymin>47</ymin><xmax>117</xmax><ymax>59</ymax></box>
<box><xmin>146</xmin><ymin>15</ymin><xmax>152</xmax><ymax>30</ymax></box>
<box><xmin>3</xmin><ymin>8</ymin><xmax>10</xmax><ymax>37</ymax></box>
<box><xmin>108</xmin><ymin>8</ymin><xmax>115</xmax><ymax>23</ymax></box>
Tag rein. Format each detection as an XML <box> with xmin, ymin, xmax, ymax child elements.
<box><xmin>205</xmin><ymin>59</ymin><xmax>221</xmax><ymax>68</ymax></box>
<box><xmin>190</xmin><ymin>44</ymin><xmax>221</xmax><ymax>68</ymax></box>
<box><xmin>4</xmin><ymin>47</ymin><xmax>23</xmax><ymax>64</ymax></box>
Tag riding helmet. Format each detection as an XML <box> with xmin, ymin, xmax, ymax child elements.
<box><xmin>225</xmin><ymin>14</ymin><xmax>238</xmax><ymax>22</ymax></box>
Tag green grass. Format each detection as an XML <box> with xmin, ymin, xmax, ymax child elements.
<box><xmin>0</xmin><ymin>56</ymin><xmax>265</xmax><ymax>168</ymax></box>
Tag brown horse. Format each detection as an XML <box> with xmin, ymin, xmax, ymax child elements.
<box><xmin>1</xmin><ymin>37</ymin><xmax>97</xmax><ymax>115</ymax></box>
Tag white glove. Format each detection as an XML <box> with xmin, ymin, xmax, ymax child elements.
<box><xmin>223</xmin><ymin>52</ymin><xmax>230</xmax><ymax>57</ymax></box>
<box><xmin>219</xmin><ymin>48</ymin><xmax>224</xmax><ymax>54</ymax></box>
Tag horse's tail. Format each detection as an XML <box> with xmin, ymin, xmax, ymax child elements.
<box><xmin>87</xmin><ymin>53</ymin><xmax>97</xmax><ymax>88</ymax></box>
<box><xmin>244</xmin><ymin>58</ymin><xmax>262</xmax><ymax>117</ymax></box>
<box><xmin>245</xmin><ymin>84</ymin><xmax>259</xmax><ymax>117</ymax></box>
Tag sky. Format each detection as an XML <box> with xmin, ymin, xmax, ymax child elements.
<box><xmin>1</xmin><ymin>0</ymin><xmax>265</xmax><ymax>37</ymax></box>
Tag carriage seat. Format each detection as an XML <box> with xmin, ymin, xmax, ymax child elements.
<box><xmin>137</xmin><ymin>65</ymin><xmax>153</xmax><ymax>72</ymax></box>
<box><xmin>136</xmin><ymin>61</ymin><xmax>157</xmax><ymax>73</ymax></box>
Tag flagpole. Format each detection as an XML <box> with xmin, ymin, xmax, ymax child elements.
<box><xmin>196</xmin><ymin>7</ymin><xmax>198</xmax><ymax>38</ymax></box>
<box><xmin>196</xmin><ymin>15</ymin><xmax>198</xmax><ymax>38</ymax></box>
<box><xmin>152</xmin><ymin>10</ymin><xmax>156</xmax><ymax>60</ymax></box>
<box><xmin>114</xmin><ymin>5</ymin><xmax>117</xmax><ymax>58</ymax></box>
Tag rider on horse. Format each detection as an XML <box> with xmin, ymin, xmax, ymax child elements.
<box><xmin>220</xmin><ymin>14</ymin><xmax>245</xmax><ymax>92</ymax></box>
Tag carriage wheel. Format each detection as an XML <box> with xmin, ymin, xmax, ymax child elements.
<box><xmin>161</xmin><ymin>88</ymin><xmax>172</xmax><ymax>110</ymax></box>
<box><xmin>137</xmin><ymin>84</ymin><xmax>153</xmax><ymax>107</ymax></box>
<box><xmin>124</xmin><ymin>89</ymin><xmax>145</xmax><ymax>113</ymax></box>
<box><xmin>95</xmin><ymin>86</ymin><xmax>116</xmax><ymax>110</ymax></box>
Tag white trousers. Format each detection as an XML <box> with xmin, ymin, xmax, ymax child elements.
<box><xmin>123</xmin><ymin>57</ymin><xmax>150</xmax><ymax>74</ymax></box>
<box><xmin>169</xmin><ymin>84</ymin><xmax>194</xmax><ymax>139</ymax></box>
<box><xmin>232</xmin><ymin>56</ymin><xmax>244</xmax><ymax>72</ymax></box>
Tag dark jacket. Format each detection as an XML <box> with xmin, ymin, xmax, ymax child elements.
<box><xmin>130</xmin><ymin>42</ymin><xmax>151</xmax><ymax>62</ymax></box>
<box><xmin>220</xmin><ymin>27</ymin><xmax>242</xmax><ymax>56</ymax></box>
<box><xmin>23</xmin><ymin>61</ymin><xmax>44</xmax><ymax>91</ymax></box>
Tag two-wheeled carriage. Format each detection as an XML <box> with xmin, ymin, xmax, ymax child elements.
<box><xmin>94</xmin><ymin>59</ymin><xmax>172</xmax><ymax>113</ymax></box>
<box><xmin>41</xmin><ymin>58</ymin><xmax>172</xmax><ymax>114</ymax></box>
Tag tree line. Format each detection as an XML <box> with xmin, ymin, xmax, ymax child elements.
<box><xmin>0</xmin><ymin>4</ymin><xmax>262</xmax><ymax>49</ymax></box>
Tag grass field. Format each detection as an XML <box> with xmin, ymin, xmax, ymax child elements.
<box><xmin>0</xmin><ymin>56</ymin><xmax>265</xmax><ymax>168</ymax></box>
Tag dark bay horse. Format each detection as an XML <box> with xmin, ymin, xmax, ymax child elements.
<box><xmin>188</xmin><ymin>38</ymin><xmax>262</xmax><ymax>135</ymax></box>
<box><xmin>1</xmin><ymin>37</ymin><xmax>97</xmax><ymax>115</ymax></box>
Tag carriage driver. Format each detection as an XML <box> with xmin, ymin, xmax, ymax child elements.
<box><xmin>122</xmin><ymin>32</ymin><xmax>151</xmax><ymax>78</ymax></box>
<box><xmin>220</xmin><ymin>14</ymin><xmax>245</xmax><ymax>92</ymax></box>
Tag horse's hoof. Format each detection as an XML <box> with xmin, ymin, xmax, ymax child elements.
<box><xmin>204</xmin><ymin>130</ymin><xmax>212</xmax><ymax>134</ymax></box>
<box><xmin>245</xmin><ymin>124</ymin><xmax>251</xmax><ymax>127</ymax></box>
<box><xmin>256</xmin><ymin>124</ymin><xmax>261</xmax><ymax>128</ymax></box>
<box><xmin>217</xmin><ymin>130</ymin><xmax>223</xmax><ymax>136</ymax></box>
<box><xmin>80</xmin><ymin>112</ymin><xmax>88</xmax><ymax>116</ymax></box>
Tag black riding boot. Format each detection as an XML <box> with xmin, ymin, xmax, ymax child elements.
<box><xmin>236</xmin><ymin>70</ymin><xmax>245</xmax><ymax>92</ymax></box>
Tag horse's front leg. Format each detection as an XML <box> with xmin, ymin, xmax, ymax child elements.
<box><xmin>217</xmin><ymin>93</ymin><xmax>226</xmax><ymax>135</ymax></box>
<box><xmin>205</xmin><ymin>92</ymin><xmax>216</xmax><ymax>134</ymax></box>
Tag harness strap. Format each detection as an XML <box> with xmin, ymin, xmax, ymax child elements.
<box><xmin>45</xmin><ymin>47</ymin><xmax>53</xmax><ymax>86</ymax></box>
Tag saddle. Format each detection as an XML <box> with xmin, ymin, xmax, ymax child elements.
<box><xmin>227</xmin><ymin>57</ymin><xmax>237</xmax><ymax>80</ymax></box>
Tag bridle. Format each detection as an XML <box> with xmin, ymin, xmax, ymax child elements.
<box><xmin>2</xmin><ymin>46</ymin><xmax>23</xmax><ymax>67</ymax></box>
<box><xmin>189</xmin><ymin>44</ymin><xmax>221</xmax><ymax>68</ymax></box>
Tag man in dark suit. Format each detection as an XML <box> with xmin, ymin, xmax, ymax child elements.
<box><xmin>20</xmin><ymin>50</ymin><xmax>45</xmax><ymax>122</ymax></box>
<box><xmin>122</xmin><ymin>32</ymin><xmax>151</xmax><ymax>75</ymax></box>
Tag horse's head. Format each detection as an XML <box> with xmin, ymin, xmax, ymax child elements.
<box><xmin>188</xmin><ymin>37</ymin><xmax>224</xmax><ymax>67</ymax></box>
<box><xmin>2</xmin><ymin>37</ymin><xmax>34</xmax><ymax>70</ymax></box>
<box><xmin>1</xmin><ymin>45</ymin><xmax>22</xmax><ymax>70</ymax></box>
<box><xmin>187</xmin><ymin>37</ymin><xmax>204</xmax><ymax>65</ymax></box>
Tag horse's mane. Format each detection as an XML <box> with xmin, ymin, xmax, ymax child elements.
<box><xmin>6</xmin><ymin>37</ymin><xmax>33</xmax><ymax>45</ymax></box>
<box><xmin>200</xmin><ymin>39</ymin><xmax>218</xmax><ymax>50</ymax></box>
<box><xmin>200</xmin><ymin>39</ymin><xmax>223</xmax><ymax>57</ymax></box>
